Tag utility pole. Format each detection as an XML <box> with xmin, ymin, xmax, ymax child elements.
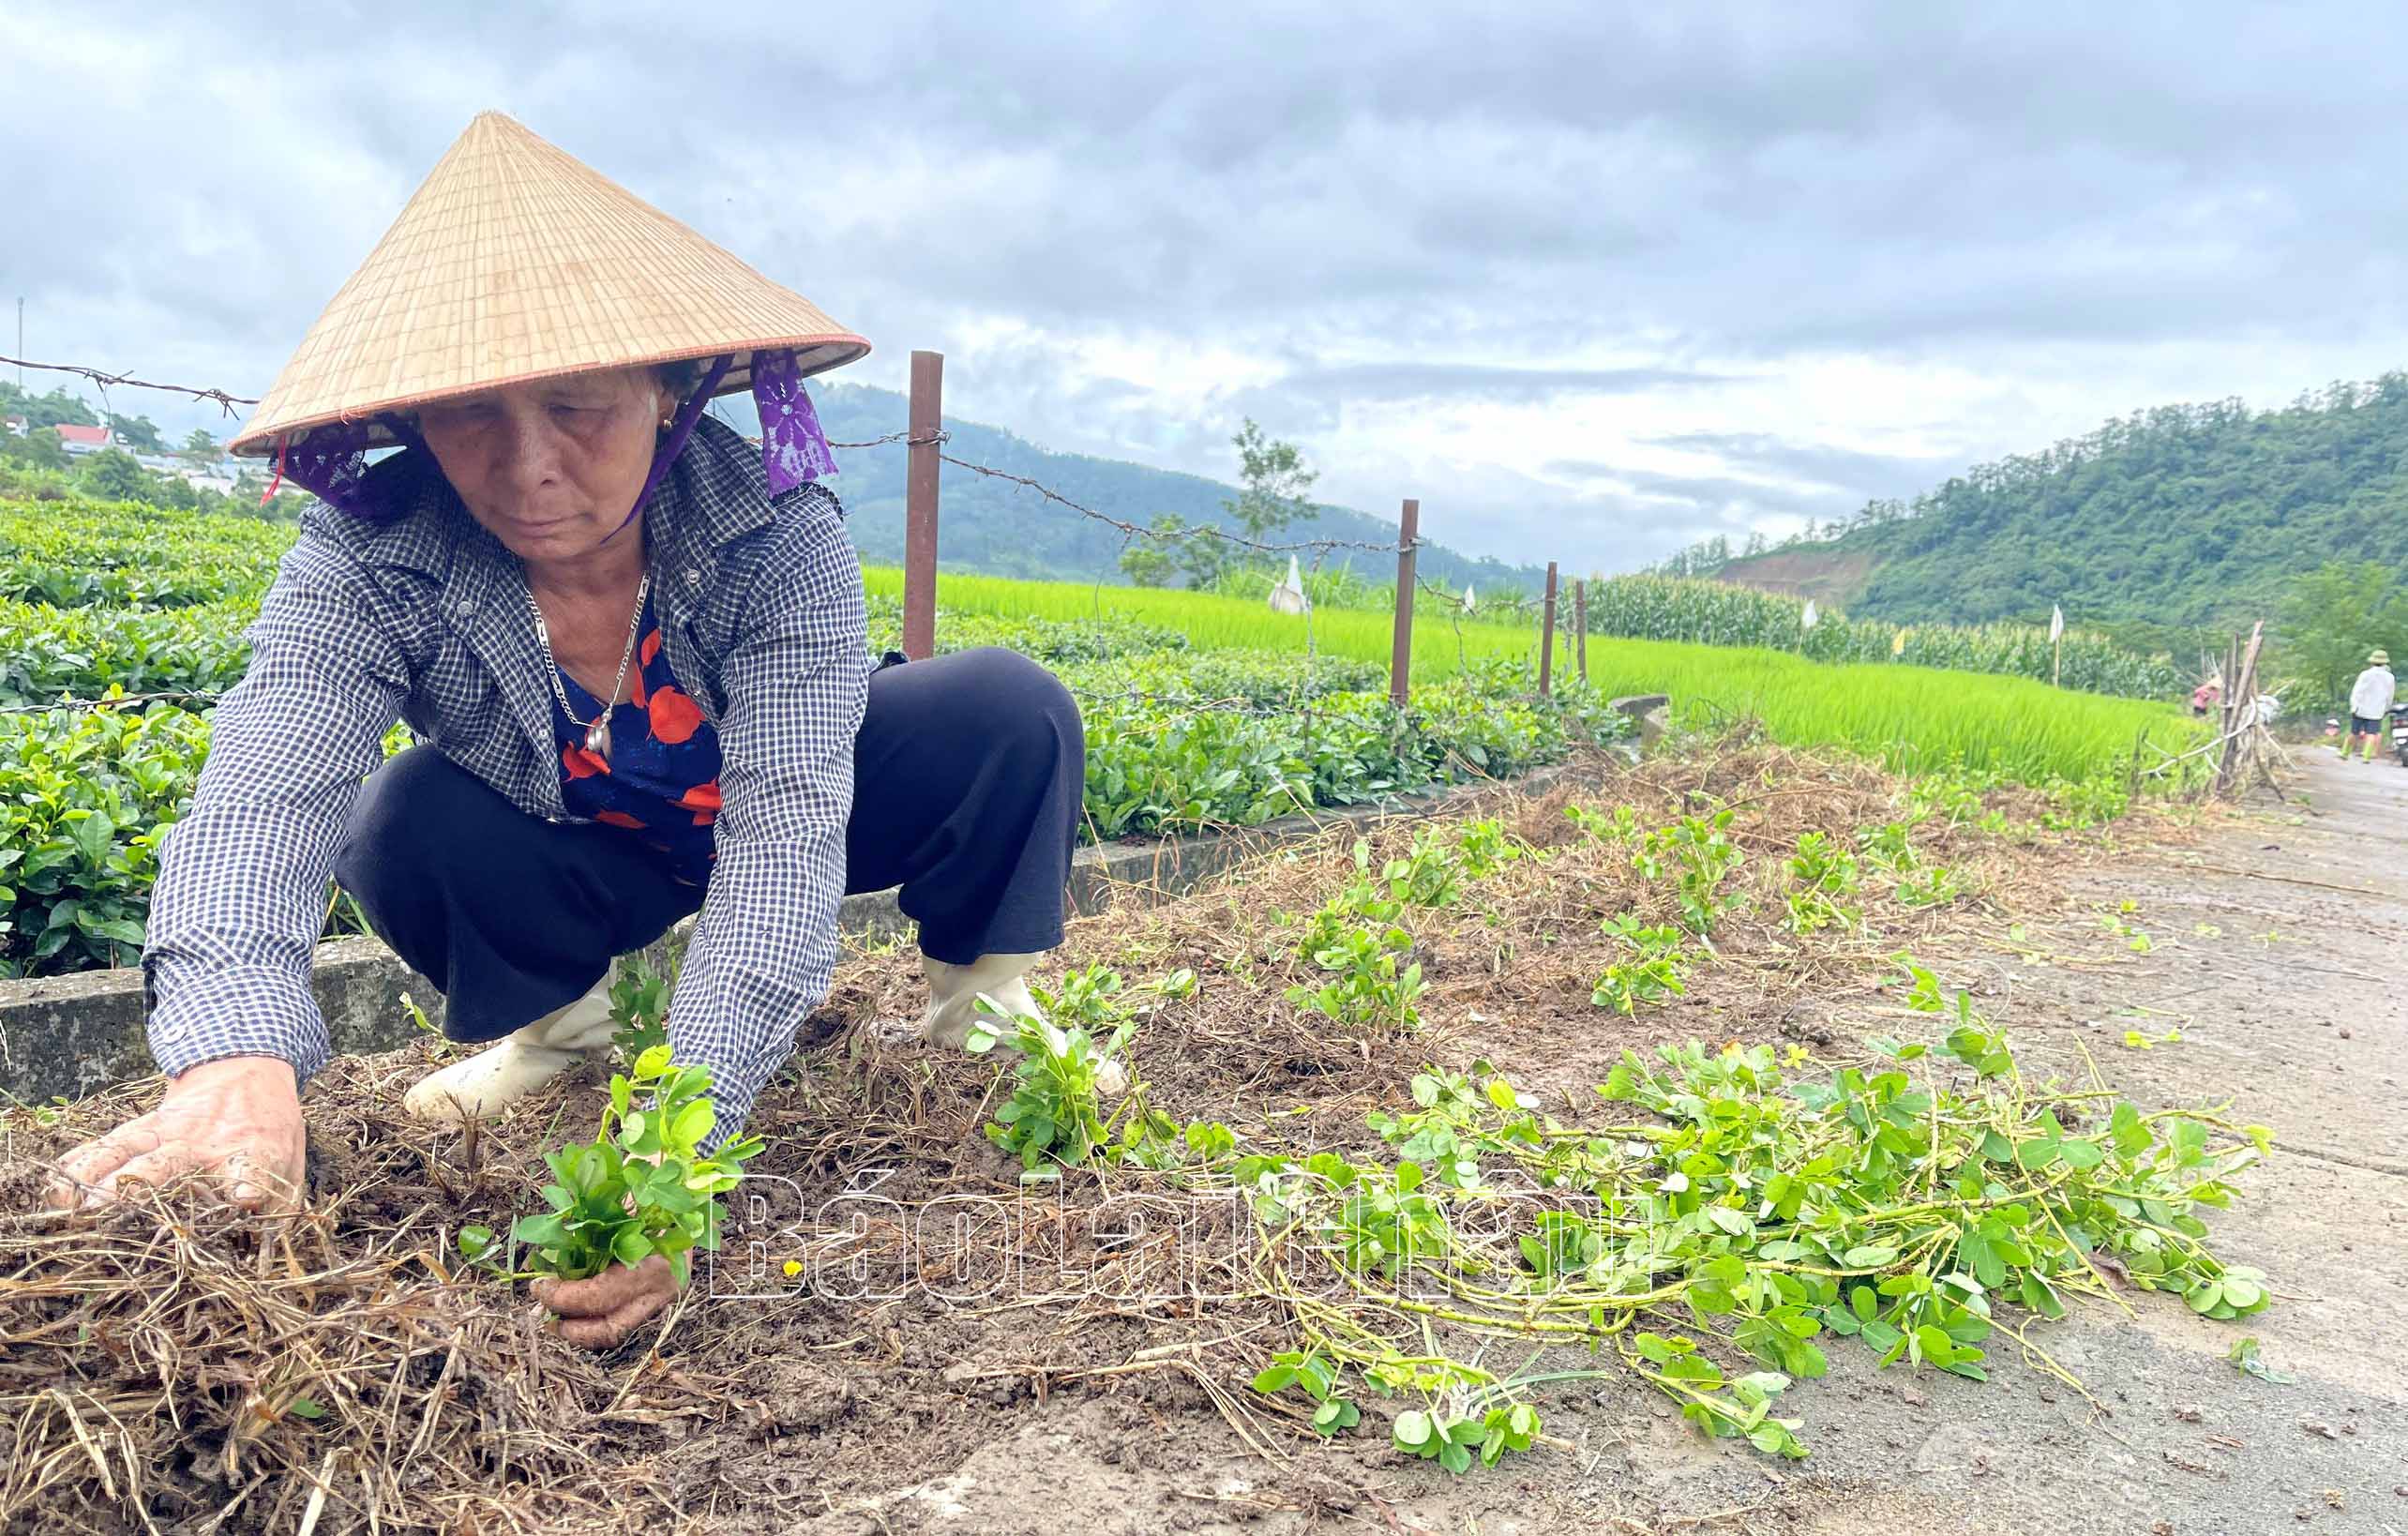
<box><xmin>14</xmin><ymin>298</ymin><xmax>21</xmax><ymax>388</ymax></box>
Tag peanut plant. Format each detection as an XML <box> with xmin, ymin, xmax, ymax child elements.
<box><xmin>1591</xmin><ymin>913</ymin><xmax>1693</xmax><ymax>1015</ymax></box>
<box><xmin>967</xmin><ymin>965</ymin><xmax>1177</xmax><ymax>1180</ymax></box>
<box><xmin>1782</xmin><ymin>831</ymin><xmax>1862</xmax><ymax>935</ymax></box>
<box><xmin>1215</xmin><ymin>959</ymin><xmax>2270</xmax><ymax>1470</ymax></box>
<box><xmin>1633</xmin><ymin>810</ymin><xmax>1746</xmax><ymax>937</ymax></box>
<box><xmin>459</xmin><ymin>1046</ymin><xmax>762</xmax><ymax>1285</ymax></box>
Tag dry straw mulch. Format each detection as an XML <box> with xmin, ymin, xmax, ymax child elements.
<box><xmin>0</xmin><ymin>745</ymin><xmax>2171</xmax><ymax>1535</ymax></box>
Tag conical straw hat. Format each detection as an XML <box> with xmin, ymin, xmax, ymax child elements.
<box><xmin>230</xmin><ymin>112</ymin><xmax>868</xmax><ymax>457</ymax></box>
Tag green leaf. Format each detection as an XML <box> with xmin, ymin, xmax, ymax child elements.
<box><xmin>1252</xmin><ymin>1365</ymin><xmax>1297</xmax><ymax>1394</ymax></box>
<box><xmin>2109</xmin><ymin>1102</ymin><xmax>2153</xmax><ymax>1156</ymax></box>
<box><xmin>1392</xmin><ymin>1409</ymin><xmax>1435</xmax><ymax>1449</ymax></box>
<box><xmin>2055</xmin><ymin>1138</ymin><xmax>2106</xmax><ymax>1171</ymax></box>
<box><xmin>611</xmin><ymin>1227</ymin><xmax>654</xmax><ymax>1269</ymax></box>
<box><xmin>670</xmin><ymin>1098</ymin><xmax>715</xmax><ymax>1149</ymax></box>
<box><xmin>1843</xmin><ymin>1244</ymin><xmax>1899</xmax><ymax>1269</ymax></box>
<box><xmin>512</xmin><ymin>1212</ymin><xmax>569</xmax><ymax>1247</ymax></box>
<box><xmin>286</xmin><ymin>1396</ymin><xmax>326</xmax><ymax>1420</ymax></box>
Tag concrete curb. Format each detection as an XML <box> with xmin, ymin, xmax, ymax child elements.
<box><xmin>1</xmin><ymin>733</ymin><xmax>1652</xmax><ymax>1107</ymax></box>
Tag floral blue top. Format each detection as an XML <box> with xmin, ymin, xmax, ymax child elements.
<box><xmin>552</xmin><ymin>590</ymin><xmax>724</xmax><ymax>886</ymax></box>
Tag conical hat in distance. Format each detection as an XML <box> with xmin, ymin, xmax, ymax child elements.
<box><xmin>231</xmin><ymin>112</ymin><xmax>868</xmax><ymax>456</ymax></box>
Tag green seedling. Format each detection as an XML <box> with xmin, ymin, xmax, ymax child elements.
<box><xmin>1633</xmin><ymin>810</ymin><xmax>1745</xmax><ymax>935</ymax></box>
<box><xmin>1392</xmin><ymin>1403</ymin><xmax>1542</xmax><ymax>1474</ymax></box>
<box><xmin>459</xmin><ymin>1045</ymin><xmax>762</xmax><ymax>1285</ymax></box>
<box><xmin>1592</xmin><ymin>914</ymin><xmax>1691</xmax><ymax>1015</ymax></box>
<box><xmin>1565</xmin><ymin>802</ymin><xmax>1641</xmax><ymax>844</ymax></box>
<box><xmin>1783</xmin><ymin>831</ymin><xmax>1862</xmax><ymax>935</ymax></box>
<box><xmin>1249</xmin><ymin>1349</ymin><xmax>1362</xmax><ymax>1438</ymax></box>
<box><xmin>966</xmin><ymin>965</ymin><xmax>1158</xmax><ymax>1179</ymax></box>
<box><xmin>1287</xmin><ymin>876</ymin><xmax>1427</xmax><ymax>1032</ymax></box>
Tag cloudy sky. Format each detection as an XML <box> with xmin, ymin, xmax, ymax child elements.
<box><xmin>7</xmin><ymin>1</ymin><xmax>2406</xmax><ymax>569</ymax></box>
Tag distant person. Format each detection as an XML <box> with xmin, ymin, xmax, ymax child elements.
<box><xmin>46</xmin><ymin>113</ymin><xmax>1088</xmax><ymax>1348</ymax></box>
<box><xmin>2190</xmin><ymin>679</ymin><xmax>2221</xmax><ymax>717</ymax></box>
<box><xmin>2347</xmin><ymin>649</ymin><xmax>2396</xmax><ymax>762</ymax></box>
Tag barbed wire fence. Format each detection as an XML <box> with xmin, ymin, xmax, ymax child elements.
<box><xmin>2</xmin><ymin>352</ymin><xmax>1600</xmax><ymax>766</ymax></box>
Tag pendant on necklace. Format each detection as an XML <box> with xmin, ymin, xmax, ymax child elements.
<box><xmin>586</xmin><ymin>716</ymin><xmax>612</xmax><ymax>762</ymax></box>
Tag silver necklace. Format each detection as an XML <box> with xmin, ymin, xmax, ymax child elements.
<box><xmin>527</xmin><ymin>573</ymin><xmax>651</xmax><ymax>763</ymax></box>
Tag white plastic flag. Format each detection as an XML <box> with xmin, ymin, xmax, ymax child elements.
<box><xmin>2049</xmin><ymin>605</ymin><xmax>2065</xmax><ymax>642</ymax></box>
<box><xmin>1463</xmin><ymin>583</ymin><xmax>1477</xmax><ymax>613</ymax></box>
<box><xmin>1801</xmin><ymin>599</ymin><xmax>1820</xmax><ymax>630</ymax></box>
<box><xmin>1269</xmin><ymin>554</ymin><xmax>1310</xmax><ymax>615</ymax></box>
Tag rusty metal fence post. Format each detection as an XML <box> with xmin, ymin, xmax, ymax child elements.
<box><xmin>1390</xmin><ymin>498</ymin><xmax>1419</xmax><ymax>706</ymax></box>
<box><xmin>1538</xmin><ymin>561</ymin><xmax>1558</xmax><ymax>695</ymax></box>
<box><xmin>902</xmin><ymin>350</ymin><xmax>943</xmax><ymax>661</ymax></box>
<box><xmin>1574</xmin><ymin>578</ymin><xmax>1588</xmax><ymax>685</ymax></box>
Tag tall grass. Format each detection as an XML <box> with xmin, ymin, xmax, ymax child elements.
<box><xmin>865</xmin><ymin>565</ymin><xmax>2206</xmax><ymax>787</ymax></box>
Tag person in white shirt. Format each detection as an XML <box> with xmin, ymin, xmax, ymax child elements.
<box><xmin>2346</xmin><ymin>649</ymin><xmax>2396</xmax><ymax>763</ymax></box>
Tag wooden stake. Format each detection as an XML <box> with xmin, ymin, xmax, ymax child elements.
<box><xmin>1390</xmin><ymin>499</ymin><xmax>1419</xmax><ymax>706</ymax></box>
<box><xmin>1574</xmin><ymin>579</ymin><xmax>1588</xmax><ymax>685</ymax></box>
<box><xmin>902</xmin><ymin>350</ymin><xmax>942</xmax><ymax>662</ymax></box>
<box><xmin>1538</xmin><ymin>563</ymin><xmax>1558</xmax><ymax>696</ymax></box>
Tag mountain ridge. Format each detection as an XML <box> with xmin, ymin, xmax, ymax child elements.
<box><xmin>711</xmin><ymin>382</ymin><xmax>1548</xmax><ymax>595</ymax></box>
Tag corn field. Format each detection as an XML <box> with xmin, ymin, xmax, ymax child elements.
<box><xmin>1579</xmin><ymin>576</ymin><xmax>2184</xmax><ymax>700</ymax></box>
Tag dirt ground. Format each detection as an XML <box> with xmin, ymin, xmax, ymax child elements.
<box><xmin>10</xmin><ymin>746</ymin><xmax>2408</xmax><ymax>1535</ymax></box>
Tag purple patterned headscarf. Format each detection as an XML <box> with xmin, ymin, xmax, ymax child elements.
<box><xmin>263</xmin><ymin>347</ymin><xmax>839</xmax><ymax>522</ymax></box>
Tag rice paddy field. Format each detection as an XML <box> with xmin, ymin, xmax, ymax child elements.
<box><xmin>865</xmin><ymin>565</ymin><xmax>2208</xmax><ymax>788</ymax></box>
<box><xmin>0</xmin><ymin>494</ymin><xmax>2206</xmax><ymax>979</ymax></box>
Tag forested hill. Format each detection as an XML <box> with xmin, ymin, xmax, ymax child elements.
<box><xmin>1714</xmin><ymin>374</ymin><xmax>2408</xmax><ymax>634</ymax></box>
<box><xmin>714</xmin><ymin>382</ymin><xmax>1545</xmax><ymax>594</ymax></box>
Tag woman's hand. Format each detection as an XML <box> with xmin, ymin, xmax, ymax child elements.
<box><xmin>532</xmin><ymin>1255</ymin><xmax>682</xmax><ymax>1348</ymax></box>
<box><xmin>46</xmin><ymin>1056</ymin><xmax>307</xmax><ymax>1212</ymax></box>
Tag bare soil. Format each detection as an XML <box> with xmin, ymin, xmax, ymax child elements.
<box><xmin>1712</xmin><ymin>548</ymin><xmax>1881</xmax><ymax>609</ymax></box>
<box><xmin>8</xmin><ymin>747</ymin><xmax>2406</xmax><ymax>1535</ymax></box>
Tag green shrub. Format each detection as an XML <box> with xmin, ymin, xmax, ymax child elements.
<box><xmin>0</xmin><ymin>705</ymin><xmax>210</xmax><ymax>975</ymax></box>
<box><xmin>0</xmin><ymin>598</ymin><xmax>253</xmax><ymax>706</ymax></box>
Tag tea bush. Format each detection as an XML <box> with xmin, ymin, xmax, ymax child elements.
<box><xmin>0</xmin><ymin>705</ymin><xmax>210</xmax><ymax>975</ymax></box>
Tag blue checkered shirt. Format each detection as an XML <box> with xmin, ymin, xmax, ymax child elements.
<box><xmin>143</xmin><ymin>417</ymin><xmax>870</xmax><ymax>1143</ymax></box>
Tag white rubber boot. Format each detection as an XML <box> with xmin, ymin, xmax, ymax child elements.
<box><xmin>918</xmin><ymin>952</ymin><xmax>1046</xmax><ymax>1050</ymax></box>
<box><xmin>919</xmin><ymin>952</ymin><xmax>1126</xmax><ymax>1096</ymax></box>
<box><xmin>403</xmin><ymin>974</ymin><xmax>619</xmax><ymax>1124</ymax></box>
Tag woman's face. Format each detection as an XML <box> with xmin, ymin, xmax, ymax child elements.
<box><xmin>415</xmin><ymin>367</ymin><xmax>673</xmax><ymax>566</ymax></box>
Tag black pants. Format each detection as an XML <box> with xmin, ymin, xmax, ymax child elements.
<box><xmin>333</xmin><ymin>648</ymin><xmax>1084</xmax><ymax>1044</ymax></box>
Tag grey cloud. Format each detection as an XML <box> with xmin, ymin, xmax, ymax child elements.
<box><xmin>11</xmin><ymin>0</ymin><xmax>2408</xmax><ymax>558</ymax></box>
<box><xmin>1642</xmin><ymin>433</ymin><xmax>1951</xmax><ymax>498</ymax></box>
<box><xmin>1270</xmin><ymin>363</ymin><xmax>1732</xmax><ymax>404</ymax></box>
